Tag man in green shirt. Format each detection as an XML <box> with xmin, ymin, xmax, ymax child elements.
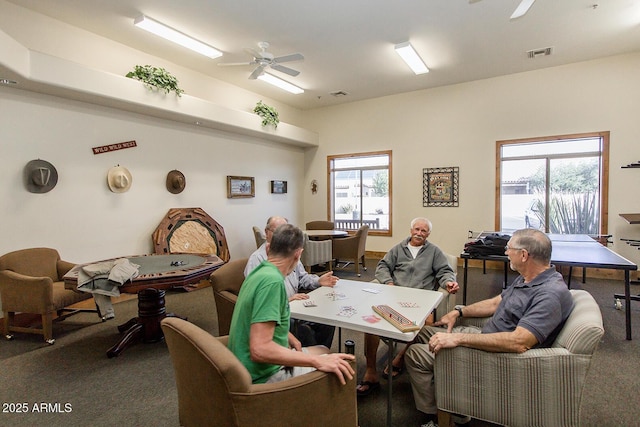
<box><xmin>228</xmin><ymin>224</ymin><xmax>355</xmax><ymax>384</ymax></box>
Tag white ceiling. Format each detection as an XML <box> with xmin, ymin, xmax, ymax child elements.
<box><xmin>5</xmin><ymin>0</ymin><xmax>640</xmax><ymax>110</ymax></box>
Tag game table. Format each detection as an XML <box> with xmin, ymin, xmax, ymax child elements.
<box><xmin>290</xmin><ymin>279</ymin><xmax>442</xmax><ymax>427</ymax></box>
<box><xmin>64</xmin><ymin>253</ymin><xmax>224</xmax><ymax>357</ymax></box>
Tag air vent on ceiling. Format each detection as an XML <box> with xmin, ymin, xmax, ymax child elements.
<box><xmin>329</xmin><ymin>90</ymin><xmax>349</xmax><ymax>97</ymax></box>
<box><xmin>527</xmin><ymin>47</ymin><xmax>553</xmax><ymax>59</ymax></box>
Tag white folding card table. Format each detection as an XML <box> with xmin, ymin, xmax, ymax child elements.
<box><xmin>290</xmin><ymin>279</ymin><xmax>443</xmax><ymax>427</ymax></box>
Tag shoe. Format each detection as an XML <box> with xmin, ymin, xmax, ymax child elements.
<box><xmin>382</xmin><ymin>364</ymin><xmax>404</xmax><ymax>380</ymax></box>
<box><xmin>420</xmin><ymin>421</ymin><xmax>438</xmax><ymax>427</ymax></box>
<box><xmin>356</xmin><ymin>381</ymin><xmax>380</xmax><ymax>397</ymax></box>
<box><xmin>451</xmin><ymin>414</ymin><xmax>471</xmax><ymax>425</ymax></box>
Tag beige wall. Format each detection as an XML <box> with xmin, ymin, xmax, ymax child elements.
<box><xmin>302</xmin><ymin>53</ymin><xmax>640</xmax><ymax>261</ymax></box>
<box><xmin>0</xmin><ymin>86</ymin><xmax>305</xmax><ymax>263</ymax></box>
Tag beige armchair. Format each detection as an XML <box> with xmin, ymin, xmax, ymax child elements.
<box><xmin>433</xmin><ymin>252</ymin><xmax>459</xmax><ymax>318</ymax></box>
<box><xmin>305</xmin><ymin>220</ymin><xmax>335</xmax><ymax>230</ymax></box>
<box><xmin>0</xmin><ymin>247</ymin><xmax>96</xmax><ymax>344</ymax></box>
<box><xmin>210</xmin><ymin>258</ymin><xmax>248</xmax><ymax>336</ymax></box>
<box><xmin>161</xmin><ymin>317</ymin><xmax>358</xmax><ymax>427</ymax></box>
<box><xmin>332</xmin><ymin>225</ymin><xmax>369</xmax><ymax>276</ymax></box>
<box><xmin>252</xmin><ymin>226</ymin><xmax>266</xmax><ymax>249</ymax></box>
<box><xmin>305</xmin><ymin>221</ymin><xmax>335</xmax><ymax>241</ymax></box>
<box><xmin>435</xmin><ymin>289</ymin><xmax>604</xmax><ymax>427</ymax></box>
<box><xmin>300</xmin><ymin>233</ymin><xmax>333</xmax><ymax>273</ymax></box>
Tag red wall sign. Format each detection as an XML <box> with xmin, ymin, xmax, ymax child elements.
<box><xmin>92</xmin><ymin>140</ymin><xmax>137</xmax><ymax>155</ymax></box>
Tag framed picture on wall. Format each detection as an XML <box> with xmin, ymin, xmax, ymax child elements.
<box><xmin>423</xmin><ymin>166</ymin><xmax>459</xmax><ymax>207</ymax></box>
<box><xmin>270</xmin><ymin>180</ymin><xmax>288</xmax><ymax>194</ymax></box>
<box><xmin>227</xmin><ymin>176</ymin><xmax>255</xmax><ymax>198</ymax></box>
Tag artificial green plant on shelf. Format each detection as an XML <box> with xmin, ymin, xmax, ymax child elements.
<box><xmin>126</xmin><ymin>65</ymin><xmax>184</xmax><ymax>97</ymax></box>
<box><xmin>253</xmin><ymin>100</ymin><xmax>279</xmax><ymax>128</ymax></box>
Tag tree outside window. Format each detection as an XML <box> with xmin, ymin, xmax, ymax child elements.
<box><xmin>497</xmin><ymin>132</ymin><xmax>609</xmax><ymax>235</ymax></box>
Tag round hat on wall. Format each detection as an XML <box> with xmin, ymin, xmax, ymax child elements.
<box><xmin>166</xmin><ymin>170</ymin><xmax>186</xmax><ymax>194</ymax></box>
<box><xmin>24</xmin><ymin>159</ymin><xmax>58</xmax><ymax>193</ymax></box>
<box><xmin>107</xmin><ymin>165</ymin><xmax>132</xmax><ymax>193</ymax></box>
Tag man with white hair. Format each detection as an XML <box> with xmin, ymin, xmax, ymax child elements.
<box><xmin>357</xmin><ymin>217</ymin><xmax>459</xmax><ymax>396</ymax></box>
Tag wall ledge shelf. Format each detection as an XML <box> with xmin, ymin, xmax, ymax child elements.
<box><xmin>620</xmin><ymin>214</ymin><xmax>640</xmax><ymax>224</ymax></box>
<box><xmin>0</xmin><ymin>30</ymin><xmax>318</xmax><ymax>148</ymax></box>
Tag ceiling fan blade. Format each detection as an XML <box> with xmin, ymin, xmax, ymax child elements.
<box><xmin>469</xmin><ymin>0</ymin><xmax>482</xmax><ymax>3</ymax></box>
<box><xmin>270</xmin><ymin>64</ymin><xmax>300</xmax><ymax>77</ymax></box>
<box><xmin>510</xmin><ymin>0</ymin><xmax>535</xmax><ymax>20</ymax></box>
<box><xmin>244</xmin><ymin>47</ymin><xmax>263</xmax><ymax>59</ymax></box>
<box><xmin>248</xmin><ymin>64</ymin><xmax>266</xmax><ymax>80</ymax></box>
<box><xmin>273</xmin><ymin>53</ymin><xmax>304</xmax><ymax>64</ymax></box>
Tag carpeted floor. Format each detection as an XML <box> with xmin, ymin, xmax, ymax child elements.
<box><xmin>0</xmin><ymin>259</ymin><xmax>638</xmax><ymax>427</ymax></box>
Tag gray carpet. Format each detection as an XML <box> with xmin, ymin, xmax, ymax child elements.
<box><xmin>0</xmin><ymin>260</ymin><xmax>638</xmax><ymax>427</ymax></box>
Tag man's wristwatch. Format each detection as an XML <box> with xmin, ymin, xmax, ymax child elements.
<box><xmin>454</xmin><ymin>305</ymin><xmax>464</xmax><ymax>318</ymax></box>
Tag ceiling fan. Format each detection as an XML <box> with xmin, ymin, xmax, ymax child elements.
<box><xmin>469</xmin><ymin>0</ymin><xmax>536</xmax><ymax>20</ymax></box>
<box><xmin>217</xmin><ymin>41</ymin><xmax>304</xmax><ymax>80</ymax></box>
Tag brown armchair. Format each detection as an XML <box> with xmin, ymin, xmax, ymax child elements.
<box><xmin>210</xmin><ymin>258</ymin><xmax>248</xmax><ymax>336</ymax></box>
<box><xmin>332</xmin><ymin>225</ymin><xmax>369</xmax><ymax>276</ymax></box>
<box><xmin>161</xmin><ymin>317</ymin><xmax>357</xmax><ymax>427</ymax></box>
<box><xmin>0</xmin><ymin>247</ymin><xmax>96</xmax><ymax>344</ymax></box>
<box><xmin>252</xmin><ymin>226</ymin><xmax>266</xmax><ymax>249</ymax></box>
<box><xmin>305</xmin><ymin>220</ymin><xmax>335</xmax><ymax>230</ymax></box>
<box><xmin>305</xmin><ymin>221</ymin><xmax>335</xmax><ymax>241</ymax></box>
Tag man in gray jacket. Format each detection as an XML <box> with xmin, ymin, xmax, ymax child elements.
<box><xmin>357</xmin><ymin>217</ymin><xmax>459</xmax><ymax>396</ymax></box>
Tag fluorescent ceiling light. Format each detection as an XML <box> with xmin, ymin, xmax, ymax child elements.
<box><xmin>258</xmin><ymin>73</ymin><xmax>304</xmax><ymax>94</ymax></box>
<box><xmin>134</xmin><ymin>15</ymin><xmax>222</xmax><ymax>59</ymax></box>
<box><xmin>394</xmin><ymin>42</ymin><xmax>429</xmax><ymax>75</ymax></box>
<box><xmin>510</xmin><ymin>0</ymin><xmax>536</xmax><ymax>20</ymax></box>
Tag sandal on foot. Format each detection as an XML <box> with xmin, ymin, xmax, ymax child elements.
<box><xmin>382</xmin><ymin>365</ymin><xmax>404</xmax><ymax>380</ymax></box>
<box><xmin>356</xmin><ymin>381</ymin><xmax>380</xmax><ymax>397</ymax></box>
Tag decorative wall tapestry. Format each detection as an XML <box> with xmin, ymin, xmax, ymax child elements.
<box><xmin>423</xmin><ymin>166</ymin><xmax>459</xmax><ymax>207</ymax></box>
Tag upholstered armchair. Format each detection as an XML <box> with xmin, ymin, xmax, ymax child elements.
<box><xmin>305</xmin><ymin>220</ymin><xmax>335</xmax><ymax>230</ymax></box>
<box><xmin>162</xmin><ymin>317</ymin><xmax>357</xmax><ymax>427</ymax></box>
<box><xmin>332</xmin><ymin>225</ymin><xmax>369</xmax><ymax>276</ymax></box>
<box><xmin>252</xmin><ymin>226</ymin><xmax>266</xmax><ymax>249</ymax></box>
<box><xmin>433</xmin><ymin>252</ymin><xmax>459</xmax><ymax>318</ymax></box>
<box><xmin>0</xmin><ymin>247</ymin><xmax>95</xmax><ymax>344</ymax></box>
<box><xmin>210</xmin><ymin>258</ymin><xmax>248</xmax><ymax>336</ymax></box>
<box><xmin>435</xmin><ymin>289</ymin><xmax>604</xmax><ymax>427</ymax></box>
<box><xmin>300</xmin><ymin>233</ymin><xmax>333</xmax><ymax>273</ymax></box>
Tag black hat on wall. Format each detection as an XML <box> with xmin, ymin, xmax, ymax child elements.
<box><xmin>24</xmin><ymin>159</ymin><xmax>58</xmax><ymax>193</ymax></box>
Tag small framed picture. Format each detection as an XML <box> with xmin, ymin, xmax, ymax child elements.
<box><xmin>270</xmin><ymin>180</ymin><xmax>288</xmax><ymax>194</ymax></box>
<box><xmin>227</xmin><ymin>176</ymin><xmax>255</xmax><ymax>198</ymax></box>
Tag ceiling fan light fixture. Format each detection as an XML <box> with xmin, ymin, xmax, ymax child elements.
<box><xmin>258</xmin><ymin>73</ymin><xmax>304</xmax><ymax>94</ymax></box>
<box><xmin>394</xmin><ymin>42</ymin><xmax>429</xmax><ymax>75</ymax></box>
<box><xmin>134</xmin><ymin>15</ymin><xmax>222</xmax><ymax>59</ymax></box>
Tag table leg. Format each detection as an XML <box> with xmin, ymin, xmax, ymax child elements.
<box><xmin>463</xmin><ymin>258</ymin><xmax>468</xmax><ymax>305</ymax></box>
<box><xmin>383</xmin><ymin>338</ymin><xmax>396</xmax><ymax>427</ymax></box>
<box><xmin>107</xmin><ymin>288</ymin><xmax>186</xmax><ymax>357</ymax></box>
<box><xmin>625</xmin><ymin>270</ymin><xmax>631</xmax><ymax>341</ymax></box>
<box><xmin>503</xmin><ymin>261</ymin><xmax>508</xmax><ymax>289</ymax></box>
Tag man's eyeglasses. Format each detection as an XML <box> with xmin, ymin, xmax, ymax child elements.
<box><xmin>504</xmin><ymin>245</ymin><xmax>524</xmax><ymax>252</ymax></box>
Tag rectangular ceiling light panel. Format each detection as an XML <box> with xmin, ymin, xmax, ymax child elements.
<box><xmin>134</xmin><ymin>15</ymin><xmax>222</xmax><ymax>59</ymax></box>
<box><xmin>394</xmin><ymin>41</ymin><xmax>429</xmax><ymax>75</ymax></box>
<box><xmin>258</xmin><ymin>73</ymin><xmax>304</xmax><ymax>94</ymax></box>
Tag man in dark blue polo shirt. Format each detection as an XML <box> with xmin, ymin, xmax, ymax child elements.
<box><xmin>405</xmin><ymin>228</ymin><xmax>574</xmax><ymax>427</ymax></box>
